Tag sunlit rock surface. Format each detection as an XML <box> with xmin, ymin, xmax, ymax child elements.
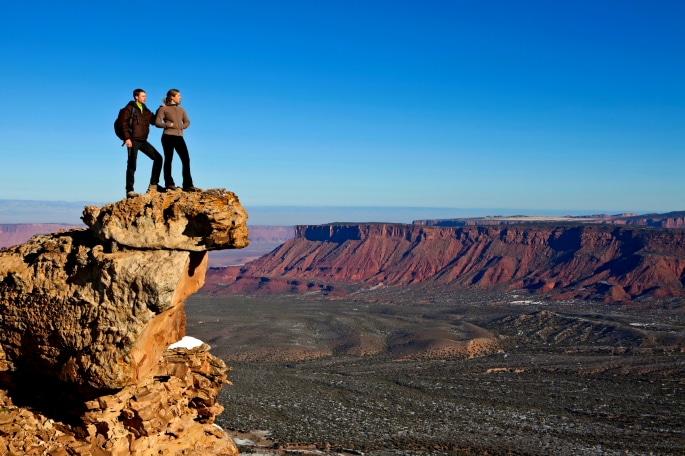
<box><xmin>82</xmin><ymin>188</ymin><xmax>249</xmax><ymax>251</ymax></box>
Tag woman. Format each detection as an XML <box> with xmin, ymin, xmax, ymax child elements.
<box><xmin>155</xmin><ymin>89</ymin><xmax>199</xmax><ymax>191</ymax></box>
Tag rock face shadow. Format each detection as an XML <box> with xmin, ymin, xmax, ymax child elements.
<box><xmin>0</xmin><ymin>369</ymin><xmax>102</xmax><ymax>426</ymax></box>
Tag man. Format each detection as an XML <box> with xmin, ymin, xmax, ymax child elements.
<box><xmin>121</xmin><ymin>88</ymin><xmax>163</xmax><ymax>198</ymax></box>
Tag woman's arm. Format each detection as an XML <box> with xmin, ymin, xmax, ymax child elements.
<box><xmin>182</xmin><ymin>108</ymin><xmax>191</xmax><ymax>129</ymax></box>
<box><xmin>155</xmin><ymin>106</ymin><xmax>169</xmax><ymax>129</ymax></box>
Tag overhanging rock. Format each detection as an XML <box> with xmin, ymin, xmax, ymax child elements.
<box><xmin>82</xmin><ymin>188</ymin><xmax>249</xmax><ymax>251</ymax></box>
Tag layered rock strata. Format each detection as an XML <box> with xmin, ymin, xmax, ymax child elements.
<box><xmin>206</xmin><ymin>223</ymin><xmax>685</xmax><ymax>302</ymax></box>
<box><xmin>0</xmin><ymin>189</ymin><xmax>247</xmax><ymax>455</ymax></box>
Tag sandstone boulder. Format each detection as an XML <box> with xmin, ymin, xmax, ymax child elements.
<box><xmin>82</xmin><ymin>188</ymin><xmax>249</xmax><ymax>251</ymax></box>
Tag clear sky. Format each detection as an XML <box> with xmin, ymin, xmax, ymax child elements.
<box><xmin>1</xmin><ymin>0</ymin><xmax>683</xmax><ymax>217</ymax></box>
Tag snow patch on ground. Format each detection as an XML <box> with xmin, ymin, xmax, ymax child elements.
<box><xmin>169</xmin><ymin>336</ymin><xmax>204</xmax><ymax>350</ymax></box>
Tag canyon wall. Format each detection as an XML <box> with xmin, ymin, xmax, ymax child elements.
<box><xmin>206</xmin><ymin>223</ymin><xmax>685</xmax><ymax>302</ymax></box>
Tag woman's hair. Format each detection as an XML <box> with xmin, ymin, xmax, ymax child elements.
<box><xmin>165</xmin><ymin>89</ymin><xmax>180</xmax><ymax>104</ymax></box>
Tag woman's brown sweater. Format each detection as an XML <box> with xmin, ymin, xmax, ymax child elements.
<box><xmin>155</xmin><ymin>103</ymin><xmax>191</xmax><ymax>136</ymax></box>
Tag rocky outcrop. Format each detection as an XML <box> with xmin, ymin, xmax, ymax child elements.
<box><xmin>79</xmin><ymin>340</ymin><xmax>237</xmax><ymax>456</ymax></box>
<box><xmin>0</xmin><ymin>229</ymin><xmax>204</xmax><ymax>390</ymax></box>
<box><xmin>0</xmin><ymin>340</ymin><xmax>237</xmax><ymax>455</ymax></box>
<box><xmin>0</xmin><ymin>189</ymin><xmax>247</xmax><ymax>455</ymax></box>
<box><xmin>82</xmin><ymin>188</ymin><xmax>249</xmax><ymax>251</ymax></box>
<box><xmin>206</xmin><ymin>223</ymin><xmax>685</xmax><ymax>302</ymax></box>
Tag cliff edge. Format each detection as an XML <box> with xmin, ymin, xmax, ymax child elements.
<box><xmin>0</xmin><ymin>188</ymin><xmax>247</xmax><ymax>455</ymax></box>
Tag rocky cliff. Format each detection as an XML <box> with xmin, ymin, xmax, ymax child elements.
<box><xmin>0</xmin><ymin>188</ymin><xmax>247</xmax><ymax>455</ymax></box>
<box><xmin>206</xmin><ymin>222</ymin><xmax>685</xmax><ymax>302</ymax></box>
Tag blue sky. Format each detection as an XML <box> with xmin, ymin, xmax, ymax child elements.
<box><xmin>1</xmin><ymin>0</ymin><xmax>683</xmax><ymax>219</ymax></box>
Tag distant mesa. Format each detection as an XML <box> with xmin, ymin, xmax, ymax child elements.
<box><xmin>414</xmin><ymin>211</ymin><xmax>685</xmax><ymax>228</ymax></box>
<box><xmin>0</xmin><ymin>189</ymin><xmax>246</xmax><ymax>455</ymax></box>
<box><xmin>206</xmin><ymin>216</ymin><xmax>685</xmax><ymax>303</ymax></box>
<box><xmin>0</xmin><ymin>223</ymin><xmax>79</xmax><ymax>249</ymax></box>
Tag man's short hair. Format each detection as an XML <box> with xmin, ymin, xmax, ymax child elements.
<box><xmin>133</xmin><ymin>88</ymin><xmax>146</xmax><ymax>98</ymax></box>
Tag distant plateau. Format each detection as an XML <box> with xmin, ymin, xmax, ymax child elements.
<box><xmin>205</xmin><ymin>211</ymin><xmax>685</xmax><ymax>304</ymax></box>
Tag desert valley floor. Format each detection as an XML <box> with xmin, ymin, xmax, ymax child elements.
<box><xmin>185</xmin><ymin>288</ymin><xmax>685</xmax><ymax>455</ymax></box>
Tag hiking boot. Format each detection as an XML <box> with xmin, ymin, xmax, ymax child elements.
<box><xmin>126</xmin><ymin>191</ymin><xmax>138</xmax><ymax>198</ymax></box>
<box><xmin>147</xmin><ymin>184</ymin><xmax>165</xmax><ymax>193</ymax></box>
<box><xmin>166</xmin><ymin>185</ymin><xmax>178</xmax><ymax>191</ymax></box>
<box><xmin>183</xmin><ymin>186</ymin><xmax>202</xmax><ymax>192</ymax></box>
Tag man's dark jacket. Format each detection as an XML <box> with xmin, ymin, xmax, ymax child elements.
<box><xmin>120</xmin><ymin>101</ymin><xmax>156</xmax><ymax>141</ymax></box>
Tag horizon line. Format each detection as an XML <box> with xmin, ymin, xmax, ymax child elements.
<box><xmin>0</xmin><ymin>198</ymin><xmax>662</xmax><ymax>215</ymax></box>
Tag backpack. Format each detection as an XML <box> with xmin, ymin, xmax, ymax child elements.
<box><xmin>114</xmin><ymin>104</ymin><xmax>140</xmax><ymax>146</ymax></box>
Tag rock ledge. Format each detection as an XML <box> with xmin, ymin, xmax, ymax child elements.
<box><xmin>82</xmin><ymin>188</ymin><xmax>249</xmax><ymax>251</ymax></box>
